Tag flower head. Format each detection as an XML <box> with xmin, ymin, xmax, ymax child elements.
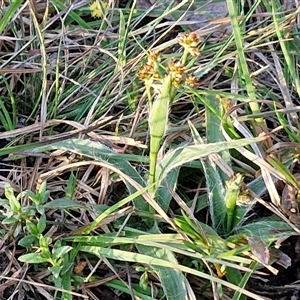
<box><xmin>185</xmin><ymin>75</ymin><xmax>200</xmax><ymax>88</ymax></box>
<box><xmin>90</xmin><ymin>1</ymin><xmax>107</xmax><ymax>19</ymax></box>
<box><xmin>138</xmin><ymin>63</ymin><xmax>154</xmax><ymax>81</ymax></box>
<box><xmin>177</xmin><ymin>32</ymin><xmax>201</xmax><ymax>57</ymax></box>
<box><xmin>138</xmin><ymin>51</ymin><xmax>162</xmax><ymax>82</ymax></box>
<box><xmin>168</xmin><ymin>59</ymin><xmax>185</xmax><ymax>86</ymax></box>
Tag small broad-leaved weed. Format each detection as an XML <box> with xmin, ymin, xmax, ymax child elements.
<box><xmin>0</xmin><ymin>181</ymin><xmax>73</xmax><ymax>288</ymax></box>
<box><xmin>0</xmin><ymin>181</ymin><xmax>49</xmax><ymax>237</ymax></box>
<box><xmin>19</xmin><ymin>237</ymin><xmax>73</xmax><ymax>288</ymax></box>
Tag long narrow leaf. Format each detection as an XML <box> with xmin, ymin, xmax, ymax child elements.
<box><xmin>80</xmin><ymin>246</ymin><xmax>266</xmax><ymax>299</ymax></box>
<box><xmin>156</xmin><ymin>136</ymin><xmax>267</xmax><ymax>188</ymax></box>
<box><xmin>0</xmin><ymin>0</ymin><xmax>22</xmax><ymax>35</ymax></box>
<box><xmin>34</xmin><ymin>138</ymin><xmax>149</xmax><ymax>211</ymax></box>
<box><xmin>136</xmin><ymin>245</ymin><xmax>189</xmax><ymax>300</ymax></box>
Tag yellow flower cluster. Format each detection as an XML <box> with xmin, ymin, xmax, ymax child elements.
<box><xmin>90</xmin><ymin>1</ymin><xmax>107</xmax><ymax>18</ymax></box>
<box><xmin>138</xmin><ymin>51</ymin><xmax>161</xmax><ymax>81</ymax></box>
<box><xmin>138</xmin><ymin>32</ymin><xmax>201</xmax><ymax>88</ymax></box>
<box><xmin>168</xmin><ymin>59</ymin><xmax>185</xmax><ymax>87</ymax></box>
<box><xmin>177</xmin><ymin>32</ymin><xmax>201</xmax><ymax>57</ymax></box>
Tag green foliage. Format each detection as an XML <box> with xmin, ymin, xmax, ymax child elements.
<box><xmin>1</xmin><ymin>0</ymin><xmax>300</xmax><ymax>299</ymax></box>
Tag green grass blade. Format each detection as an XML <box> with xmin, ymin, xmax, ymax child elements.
<box><xmin>79</xmin><ymin>246</ymin><xmax>267</xmax><ymax>299</ymax></box>
<box><xmin>0</xmin><ymin>0</ymin><xmax>22</xmax><ymax>35</ymax></box>
<box><xmin>0</xmin><ymin>97</ymin><xmax>13</xmax><ymax>130</ymax></box>
<box><xmin>33</xmin><ymin>138</ymin><xmax>149</xmax><ymax>211</ymax></box>
<box><xmin>270</xmin><ymin>0</ymin><xmax>300</xmax><ymax>98</ymax></box>
<box><xmin>71</xmin><ymin>184</ymin><xmax>150</xmax><ymax>236</ymax></box>
<box><xmin>136</xmin><ymin>245</ymin><xmax>189</xmax><ymax>300</ymax></box>
<box><xmin>50</xmin><ymin>0</ymin><xmax>91</xmax><ymax>29</ymax></box>
<box><xmin>105</xmin><ymin>280</ymin><xmax>159</xmax><ymax>300</ymax></box>
<box><xmin>226</xmin><ymin>0</ymin><xmax>262</xmax><ymax>124</ymax></box>
<box><xmin>116</xmin><ymin>4</ymin><xmax>134</xmax><ymax>71</ymax></box>
<box><xmin>156</xmin><ymin>135</ymin><xmax>267</xmax><ymax>191</ymax></box>
<box><xmin>232</xmin><ymin>261</ymin><xmax>257</xmax><ymax>300</ymax></box>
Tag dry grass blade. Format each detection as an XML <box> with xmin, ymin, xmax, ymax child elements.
<box><xmin>38</xmin><ymin>160</ymin><xmax>177</xmax><ymax>231</ymax></box>
<box><xmin>0</xmin><ymin>68</ymin><xmax>43</xmax><ymax>73</ymax></box>
<box><xmin>269</xmin><ymin>43</ymin><xmax>298</xmax><ymax>126</ymax></box>
<box><xmin>0</xmin><ymin>275</ymin><xmax>89</xmax><ymax>299</ymax></box>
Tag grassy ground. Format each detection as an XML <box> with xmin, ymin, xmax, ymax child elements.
<box><xmin>0</xmin><ymin>0</ymin><xmax>300</xmax><ymax>299</ymax></box>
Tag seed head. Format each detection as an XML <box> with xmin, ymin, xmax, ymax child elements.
<box><xmin>138</xmin><ymin>63</ymin><xmax>154</xmax><ymax>81</ymax></box>
<box><xmin>177</xmin><ymin>32</ymin><xmax>201</xmax><ymax>57</ymax></box>
<box><xmin>147</xmin><ymin>50</ymin><xmax>161</xmax><ymax>64</ymax></box>
<box><xmin>138</xmin><ymin>51</ymin><xmax>162</xmax><ymax>81</ymax></box>
<box><xmin>168</xmin><ymin>59</ymin><xmax>185</xmax><ymax>86</ymax></box>
<box><xmin>90</xmin><ymin>1</ymin><xmax>107</xmax><ymax>18</ymax></box>
<box><xmin>185</xmin><ymin>75</ymin><xmax>200</xmax><ymax>88</ymax></box>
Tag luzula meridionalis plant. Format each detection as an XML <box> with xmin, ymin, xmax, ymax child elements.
<box><xmin>138</xmin><ymin>32</ymin><xmax>201</xmax><ymax>198</ymax></box>
<box><xmin>89</xmin><ymin>0</ymin><xmax>107</xmax><ymax>18</ymax></box>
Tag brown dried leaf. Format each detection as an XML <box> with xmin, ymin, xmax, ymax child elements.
<box><xmin>248</xmin><ymin>236</ymin><xmax>270</xmax><ymax>265</ymax></box>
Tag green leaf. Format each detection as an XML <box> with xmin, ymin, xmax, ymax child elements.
<box><xmin>79</xmin><ymin>246</ymin><xmax>267</xmax><ymax>299</ymax></box>
<box><xmin>236</xmin><ymin>220</ymin><xmax>297</xmax><ymax>241</ymax></box>
<box><xmin>0</xmin><ymin>0</ymin><xmax>22</xmax><ymax>35</ymax></box>
<box><xmin>18</xmin><ymin>253</ymin><xmax>50</xmax><ymax>264</ymax></box>
<box><xmin>24</xmin><ymin>190</ymin><xmax>38</xmax><ymax>202</ymax></box>
<box><xmin>139</xmin><ymin>272</ymin><xmax>149</xmax><ymax>290</ymax></box>
<box><xmin>156</xmin><ymin>136</ymin><xmax>266</xmax><ymax>188</ymax></box>
<box><xmin>37</xmin><ymin>214</ymin><xmax>47</xmax><ymax>234</ymax></box>
<box><xmin>0</xmin><ymin>199</ymin><xmax>9</xmax><ymax>206</ymax></box>
<box><xmin>61</xmin><ymin>265</ymin><xmax>73</xmax><ymax>300</ymax></box>
<box><xmin>49</xmin><ymin>274</ymin><xmax>62</xmax><ymax>288</ymax></box>
<box><xmin>26</xmin><ymin>220</ymin><xmax>39</xmax><ymax>236</ymax></box>
<box><xmin>44</xmin><ymin>199</ymin><xmax>85</xmax><ymax>210</ymax></box>
<box><xmin>189</xmin><ymin>97</ymin><xmax>232</xmax><ymax>234</ymax></box>
<box><xmin>18</xmin><ymin>235</ymin><xmax>38</xmax><ymax>248</ymax></box>
<box><xmin>225</xmin><ymin>267</ymin><xmax>244</xmax><ymax>288</ymax></box>
<box><xmin>137</xmin><ymin>244</ymin><xmax>189</xmax><ymax>300</ymax></box>
<box><xmin>49</xmin><ymin>264</ymin><xmax>63</xmax><ymax>279</ymax></box>
<box><xmin>157</xmin><ymin>168</ymin><xmax>180</xmax><ymax>212</ymax></box>
<box><xmin>2</xmin><ymin>216</ymin><xmax>18</xmax><ymax>225</ymax></box>
<box><xmin>5</xmin><ymin>183</ymin><xmax>21</xmax><ymax>212</ymax></box>
<box><xmin>52</xmin><ymin>245</ymin><xmax>73</xmax><ymax>261</ymax></box>
<box><xmin>38</xmin><ymin>182</ymin><xmax>50</xmax><ymax>205</ymax></box>
<box><xmin>202</xmin><ymin>159</ymin><xmax>226</xmax><ymax>232</ymax></box>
